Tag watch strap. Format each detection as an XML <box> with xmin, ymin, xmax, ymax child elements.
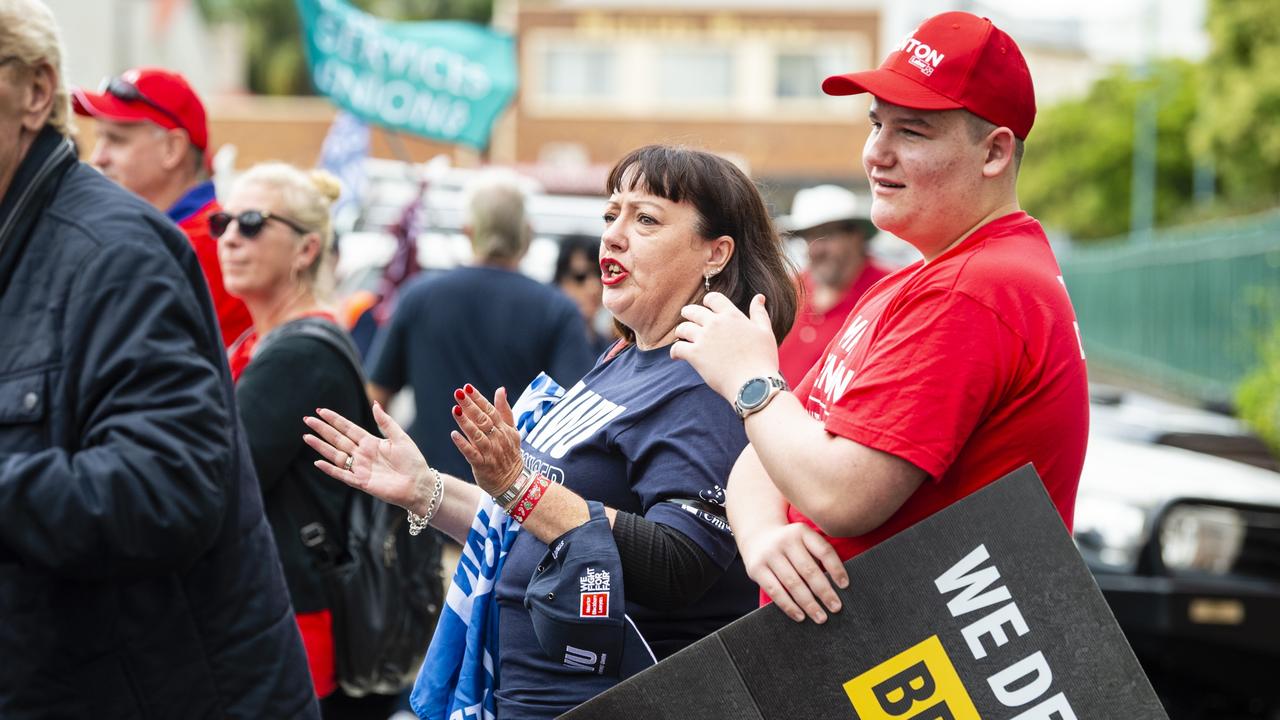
<box><xmin>734</xmin><ymin>375</ymin><xmax>789</xmax><ymax>419</ymax></box>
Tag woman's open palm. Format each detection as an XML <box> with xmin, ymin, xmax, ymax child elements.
<box><xmin>303</xmin><ymin>402</ymin><xmax>431</xmax><ymax>512</ymax></box>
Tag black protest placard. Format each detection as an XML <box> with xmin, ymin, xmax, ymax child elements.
<box><xmin>561</xmin><ymin>465</ymin><xmax>1168</xmax><ymax>720</ymax></box>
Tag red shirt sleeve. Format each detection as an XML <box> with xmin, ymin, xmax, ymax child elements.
<box><xmin>822</xmin><ymin>288</ymin><xmax>1025</xmax><ymax>479</ymax></box>
<box><xmin>178</xmin><ymin>202</ymin><xmax>252</xmax><ymax>349</ymax></box>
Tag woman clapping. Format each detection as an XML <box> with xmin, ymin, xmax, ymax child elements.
<box><xmin>306</xmin><ymin>146</ymin><xmax>796</xmax><ymax>718</ymax></box>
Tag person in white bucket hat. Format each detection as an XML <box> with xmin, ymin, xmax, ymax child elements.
<box><xmin>775</xmin><ymin>184</ymin><xmax>888</xmax><ymax>386</ymax></box>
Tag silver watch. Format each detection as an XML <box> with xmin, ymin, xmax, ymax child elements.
<box><xmin>734</xmin><ymin>375</ymin><xmax>788</xmax><ymax>419</ymax></box>
<box><xmin>493</xmin><ymin>466</ymin><xmax>533</xmax><ymax>510</ymax></box>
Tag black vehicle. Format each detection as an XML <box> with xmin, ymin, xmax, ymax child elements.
<box><xmin>1075</xmin><ymin>389</ymin><xmax>1280</xmax><ymax>719</ymax></box>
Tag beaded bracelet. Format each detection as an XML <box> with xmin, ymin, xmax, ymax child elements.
<box><xmin>508</xmin><ymin>473</ymin><xmax>552</xmax><ymax>524</ymax></box>
<box><xmin>407</xmin><ymin>466</ymin><xmax>443</xmax><ymax>536</ymax></box>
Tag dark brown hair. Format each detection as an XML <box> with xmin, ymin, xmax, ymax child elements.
<box><xmin>605</xmin><ymin>145</ymin><xmax>797</xmax><ymax>343</ymax></box>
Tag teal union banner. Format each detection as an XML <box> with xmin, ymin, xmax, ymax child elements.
<box><xmin>296</xmin><ymin>0</ymin><xmax>517</xmax><ymax>150</ymax></box>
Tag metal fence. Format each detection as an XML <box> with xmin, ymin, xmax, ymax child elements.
<box><xmin>1059</xmin><ymin>209</ymin><xmax>1280</xmax><ymax>406</ymax></box>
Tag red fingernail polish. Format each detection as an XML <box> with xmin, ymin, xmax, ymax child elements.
<box><xmin>454</xmin><ymin>389</ymin><xmax>465</xmax><ymax>401</ymax></box>
<box><xmin>465</xmin><ymin>384</ymin><xmax>475</xmax><ymax>395</ymax></box>
<box><xmin>452</xmin><ymin>406</ymin><xmax>462</xmax><ymax>417</ymax></box>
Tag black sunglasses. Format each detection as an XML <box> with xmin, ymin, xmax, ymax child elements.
<box><xmin>99</xmin><ymin>76</ymin><xmax>186</xmax><ymax>130</ymax></box>
<box><xmin>566</xmin><ymin>270</ymin><xmax>596</xmax><ymax>284</ymax></box>
<box><xmin>209</xmin><ymin>210</ymin><xmax>311</xmax><ymax>239</ymax></box>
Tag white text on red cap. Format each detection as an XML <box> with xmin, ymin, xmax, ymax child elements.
<box><xmin>896</xmin><ymin>36</ymin><xmax>946</xmax><ymax>76</ymax></box>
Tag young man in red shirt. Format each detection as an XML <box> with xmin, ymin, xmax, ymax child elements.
<box><xmin>673</xmin><ymin>11</ymin><xmax>1089</xmax><ymax>623</ymax></box>
<box><xmin>73</xmin><ymin>67</ymin><xmax>250</xmax><ymax>347</ymax></box>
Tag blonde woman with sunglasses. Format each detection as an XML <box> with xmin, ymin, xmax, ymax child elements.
<box><xmin>215</xmin><ymin>163</ymin><xmax>409</xmax><ymax>716</ymax></box>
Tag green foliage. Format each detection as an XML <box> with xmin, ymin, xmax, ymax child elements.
<box><xmin>195</xmin><ymin>0</ymin><xmax>493</xmax><ymax>95</ymax></box>
<box><xmin>1193</xmin><ymin>0</ymin><xmax>1280</xmax><ymax>212</ymax></box>
<box><xmin>1019</xmin><ymin>60</ymin><xmax>1201</xmax><ymax>241</ymax></box>
<box><xmin>1207</xmin><ymin>0</ymin><xmax>1280</xmax><ymax>442</ymax></box>
<box><xmin>1237</xmin><ymin>323</ymin><xmax>1280</xmax><ymax>456</ymax></box>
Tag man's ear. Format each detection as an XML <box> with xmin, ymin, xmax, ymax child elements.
<box><xmin>19</xmin><ymin>61</ymin><xmax>57</xmax><ymax>132</ymax></box>
<box><xmin>159</xmin><ymin>129</ymin><xmax>191</xmax><ymax>172</ymax></box>
<box><xmin>981</xmin><ymin>127</ymin><xmax>1017</xmax><ymax>179</ymax></box>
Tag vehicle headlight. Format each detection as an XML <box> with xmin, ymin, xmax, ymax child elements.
<box><xmin>1159</xmin><ymin>504</ymin><xmax>1246</xmax><ymax>575</ymax></box>
<box><xmin>1073</xmin><ymin>496</ymin><xmax>1150</xmax><ymax>571</ymax></box>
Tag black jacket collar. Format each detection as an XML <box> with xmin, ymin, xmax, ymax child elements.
<box><xmin>0</xmin><ymin>125</ymin><xmax>77</xmax><ymax>295</ymax></box>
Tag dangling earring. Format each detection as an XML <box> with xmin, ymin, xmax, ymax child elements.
<box><xmin>704</xmin><ymin>273</ymin><xmax>713</xmax><ymax>291</ymax></box>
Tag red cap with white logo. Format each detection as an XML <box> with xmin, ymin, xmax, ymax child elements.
<box><xmin>72</xmin><ymin>67</ymin><xmax>209</xmax><ymax>151</ymax></box>
<box><xmin>822</xmin><ymin>12</ymin><xmax>1036</xmax><ymax>140</ymax></box>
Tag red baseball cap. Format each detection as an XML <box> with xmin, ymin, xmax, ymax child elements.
<box><xmin>72</xmin><ymin>67</ymin><xmax>209</xmax><ymax>151</ymax></box>
<box><xmin>822</xmin><ymin>12</ymin><xmax>1036</xmax><ymax>140</ymax></box>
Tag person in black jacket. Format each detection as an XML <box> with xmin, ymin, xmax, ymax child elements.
<box><xmin>217</xmin><ymin>161</ymin><xmax>416</xmax><ymax>717</ymax></box>
<box><xmin>0</xmin><ymin>2</ymin><xmax>317</xmax><ymax>718</ymax></box>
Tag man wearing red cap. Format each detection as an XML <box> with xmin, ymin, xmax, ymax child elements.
<box><xmin>73</xmin><ymin>67</ymin><xmax>250</xmax><ymax>348</ymax></box>
<box><xmin>673</xmin><ymin>12</ymin><xmax>1089</xmax><ymax>623</ymax></box>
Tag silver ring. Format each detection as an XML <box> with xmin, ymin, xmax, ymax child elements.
<box><xmin>487</xmin><ymin>426</ymin><xmax>498</xmax><ymax>436</ymax></box>
<box><xmin>343</xmin><ymin>454</ymin><xmax>354</xmax><ymax>472</ymax></box>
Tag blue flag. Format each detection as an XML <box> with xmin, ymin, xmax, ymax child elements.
<box><xmin>317</xmin><ymin>110</ymin><xmax>370</xmax><ymax>217</ymax></box>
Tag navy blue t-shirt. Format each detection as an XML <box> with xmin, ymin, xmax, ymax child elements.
<box><xmin>366</xmin><ymin>266</ymin><xmax>595</xmax><ymax>481</ymax></box>
<box><xmin>494</xmin><ymin>343</ymin><xmax>757</xmax><ymax>718</ymax></box>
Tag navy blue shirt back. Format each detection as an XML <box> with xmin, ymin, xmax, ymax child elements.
<box><xmin>494</xmin><ymin>344</ymin><xmax>758</xmax><ymax>718</ymax></box>
<box><xmin>367</xmin><ymin>266</ymin><xmax>595</xmax><ymax>481</ymax></box>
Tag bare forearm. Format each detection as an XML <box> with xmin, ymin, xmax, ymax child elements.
<box><xmin>742</xmin><ymin>394</ymin><xmax>855</xmax><ymax>519</ymax></box>
<box><xmin>422</xmin><ymin>471</ymin><xmax>609</xmax><ymax>546</ymax></box>
<box><xmin>726</xmin><ymin>444</ymin><xmax>790</xmax><ymax>538</ymax></box>
<box><xmin>410</xmin><ymin>473</ymin><xmax>485</xmax><ymax>545</ymax></box>
<box><xmin>520</xmin><ymin>483</ymin><xmax>606</xmax><ymax>543</ymax></box>
<box><xmin>741</xmin><ymin>393</ymin><xmax>925</xmax><ymax>537</ymax></box>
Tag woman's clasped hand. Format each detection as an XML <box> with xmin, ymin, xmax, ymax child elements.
<box><xmin>448</xmin><ymin>384</ymin><xmax>523</xmax><ymax>498</ymax></box>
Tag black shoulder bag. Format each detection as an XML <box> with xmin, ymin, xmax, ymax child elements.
<box><xmin>257</xmin><ymin>317</ymin><xmax>444</xmax><ymax>697</ymax></box>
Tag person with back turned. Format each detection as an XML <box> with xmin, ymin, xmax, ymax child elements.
<box><xmin>0</xmin><ymin>1</ymin><xmax>316</xmax><ymax>716</ymax></box>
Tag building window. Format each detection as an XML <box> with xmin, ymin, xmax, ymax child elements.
<box><xmin>543</xmin><ymin>45</ymin><xmax>615</xmax><ymax>100</ymax></box>
<box><xmin>776</xmin><ymin>48</ymin><xmax>854</xmax><ymax>99</ymax></box>
<box><xmin>657</xmin><ymin>47</ymin><xmax>733</xmax><ymax>102</ymax></box>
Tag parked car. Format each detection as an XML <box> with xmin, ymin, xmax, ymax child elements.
<box><xmin>1076</xmin><ymin>389</ymin><xmax>1280</xmax><ymax>719</ymax></box>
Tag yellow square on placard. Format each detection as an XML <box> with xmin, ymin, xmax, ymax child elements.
<box><xmin>843</xmin><ymin>635</ymin><xmax>980</xmax><ymax>720</ymax></box>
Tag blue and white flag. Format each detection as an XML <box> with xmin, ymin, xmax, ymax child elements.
<box><xmin>316</xmin><ymin>110</ymin><xmax>369</xmax><ymax>217</ymax></box>
<box><xmin>410</xmin><ymin>373</ymin><xmax>567</xmax><ymax>720</ymax></box>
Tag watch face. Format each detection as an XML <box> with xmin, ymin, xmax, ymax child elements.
<box><xmin>739</xmin><ymin>377</ymin><xmax>771</xmax><ymax>408</ymax></box>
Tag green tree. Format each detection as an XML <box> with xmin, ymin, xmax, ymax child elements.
<box><xmin>1193</xmin><ymin>0</ymin><xmax>1280</xmax><ymax>213</ymax></box>
<box><xmin>1019</xmin><ymin>60</ymin><xmax>1201</xmax><ymax>241</ymax></box>
<box><xmin>1238</xmin><ymin>321</ymin><xmax>1280</xmax><ymax>455</ymax></box>
<box><xmin>196</xmin><ymin>0</ymin><xmax>493</xmax><ymax>95</ymax></box>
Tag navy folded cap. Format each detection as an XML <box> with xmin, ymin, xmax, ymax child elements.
<box><xmin>525</xmin><ymin>501</ymin><xmax>657</xmax><ymax>679</ymax></box>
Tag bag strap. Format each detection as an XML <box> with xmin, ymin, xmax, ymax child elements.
<box><xmin>256</xmin><ymin>317</ymin><xmax>374</xmax><ymax>565</ymax></box>
<box><xmin>257</xmin><ymin>316</ymin><xmax>368</xmax><ymax>386</ymax></box>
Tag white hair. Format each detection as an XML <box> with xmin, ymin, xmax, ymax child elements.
<box><xmin>0</xmin><ymin>0</ymin><xmax>71</xmax><ymax>137</ymax></box>
<box><xmin>465</xmin><ymin>169</ymin><xmax>529</xmax><ymax>260</ymax></box>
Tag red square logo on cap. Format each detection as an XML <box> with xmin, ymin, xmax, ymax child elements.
<box><xmin>580</xmin><ymin>592</ymin><xmax>609</xmax><ymax>617</ymax></box>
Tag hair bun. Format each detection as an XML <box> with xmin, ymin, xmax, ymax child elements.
<box><xmin>308</xmin><ymin>169</ymin><xmax>343</xmax><ymax>204</ymax></box>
